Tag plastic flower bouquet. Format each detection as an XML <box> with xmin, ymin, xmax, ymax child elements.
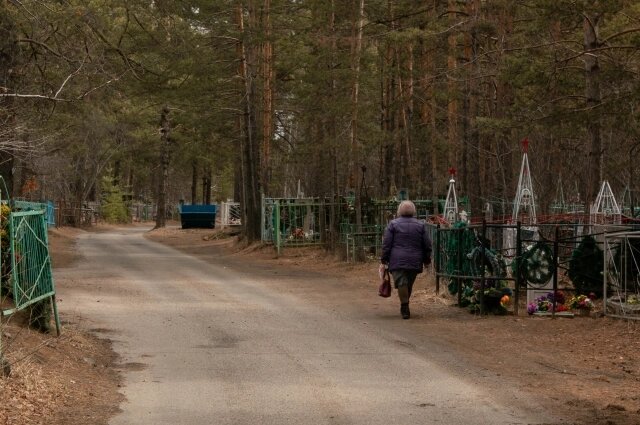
<box><xmin>567</xmin><ymin>294</ymin><xmax>595</xmax><ymax>311</ymax></box>
<box><xmin>527</xmin><ymin>291</ymin><xmax>566</xmax><ymax>315</ymax></box>
<box><xmin>527</xmin><ymin>294</ymin><xmax>552</xmax><ymax>314</ymax></box>
<box><xmin>547</xmin><ymin>290</ymin><xmax>566</xmax><ymax>305</ymax></box>
<box><xmin>628</xmin><ymin>295</ymin><xmax>640</xmax><ymax>305</ymax></box>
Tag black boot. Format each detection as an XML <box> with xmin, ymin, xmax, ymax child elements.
<box><xmin>401</xmin><ymin>303</ymin><xmax>410</xmax><ymax>320</ymax></box>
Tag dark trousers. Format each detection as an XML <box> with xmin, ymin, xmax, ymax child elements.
<box><xmin>391</xmin><ymin>270</ymin><xmax>418</xmax><ymax>304</ymax></box>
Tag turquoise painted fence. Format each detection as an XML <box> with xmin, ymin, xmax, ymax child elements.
<box><xmin>1</xmin><ymin>210</ymin><xmax>60</xmax><ymax>334</ymax></box>
<box><xmin>12</xmin><ymin>199</ymin><xmax>55</xmax><ymax>227</ymax></box>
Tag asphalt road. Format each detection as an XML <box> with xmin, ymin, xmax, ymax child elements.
<box><xmin>57</xmin><ymin>226</ymin><xmax>558</xmax><ymax>425</ymax></box>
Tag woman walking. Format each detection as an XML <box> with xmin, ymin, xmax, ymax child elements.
<box><xmin>381</xmin><ymin>201</ymin><xmax>432</xmax><ymax>319</ymax></box>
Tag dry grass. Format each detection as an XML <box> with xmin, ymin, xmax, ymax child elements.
<box><xmin>0</xmin><ymin>226</ymin><xmax>123</xmax><ymax>425</ymax></box>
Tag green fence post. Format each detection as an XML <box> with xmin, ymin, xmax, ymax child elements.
<box><xmin>275</xmin><ymin>200</ymin><xmax>282</xmax><ymax>257</ymax></box>
<box><xmin>51</xmin><ymin>295</ymin><xmax>61</xmax><ymax>336</ymax></box>
<box><xmin>42</xmin><ymin>216</ymin><xmax>61</xmax><ymax>335</ymax></box>
<box><xmin>0</xmin><ymin>204</ymin><xmax>2</xmax><ymax>362</ymax></box>
<box><xmin>551</xmin><ymin>225</ymin><xmax>560</xmax><ymax>319</ymax></box>
<box><xmin>515</xmin><ymin>221</ymin><xmax>522</xmax><ymax>316</ymax></box>
<box><xmin>457</xmin><ymin>228</ymin><xmax>463</xmax><ymax>306</ymax></box>
<box><xmin>479</xmin><ymin>220</ymin><xmax>487</xmax><ymax>315</ymax></box>
<box><xmin>435</xmin><ymin>224</ymin><xmax>440</xmax><ymax>295</ymax></box>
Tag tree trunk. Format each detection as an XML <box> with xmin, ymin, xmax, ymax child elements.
<box><xmin>201</xmin><ymin>174</ymin><xmax>207</xmax><ymax>204</ymax></box>
<box><xmin>0</xmin><ymin>152</ymin><xmax>15</xmax><ymax>199</ymax></box>
<box><xmin>495</xmin><ymin>4</ymin><xmax>514</xmax><ymax>215</ymax></box>
<box><xmin>447</xmin><ymin>0</ymin><xmax>458</xmax><ymax>169</ymax></box>
<box><xmin>191</xmin><ymin>160</ymin><xmax>198</xmax><ymax>204</ymax></box>
<box><xmin>204</xmin><ymin>167</ymin><xmax>212</xmax><ymax>205</ymax></box>
<box><xmin>381</xmin><ymin>0</ymin><xmax>396</xmax><ymax>197</ymax></box>
<box><xmin>464</xmin><ymin>0</ymin><xmax>481</xmax><ymax>212</ymax></box>
<box><xmin>261</xmin><ymin>0</ymin><xmax>273</xmax><ymax>197</ymax></box>
<box><xmin>404</xmin><ymin>44</ymin><xmax>414</xmax><ymax>192</ymax></box>
<box><xmin>0</xmin><ymin>7</ymin><xmax>18</xmax><ymax>200</ymax></box>
<box><xmin>351</xmin><ymin>0</ymin><xmax>365</xmax><ymax>229</ymax></box>
<box><xmin>395</xmin><ymin>43</ymin><xmax>413</xmax><ymax>190</ymax></box>
<box><xmin>417</xmin><ymin>1</ymin><xmax>439</xmax><ymax>212</ymax></box>
<box><xmin>328</xmin><ymin>0</ymin><xmax>339</xmax><ymax>249</ymax></box>
<box><xmin>329</xmin><ymin>0</ymin><xmax>338</xmax><ymax>201</ymax></box>
<box><xmin>154</xmin><ymin>106</ymin><xmax>171</xmax><ymax>229</ymax></box>
<box><xmin>237</xmin><ymin>1</ymin><xmax>262</xmax><ymax>241</ymax></box>
<box><xmin>584</xmin><ymin>12</ymin><xmax>603</xmax><ymax>202</ymax></box>
<box><xmin>382</xmin><ymin>43</ymin><xmax>396</xmax><ymax>197</ymax></box>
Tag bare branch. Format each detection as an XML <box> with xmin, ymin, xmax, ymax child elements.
<box><xmin>560</xmin><ymin>45</ymin><xmax>639</xmax><ymax>63</ymax></box>
<box><xmin>77</xmin><ymin>70</ymin><xmax>131</xmax><ymax>99</ymax></box>
<box><xmin>0</xmin><ymin>53</ymin><xmax>117</xmax><ymax>102</ymax></box>
<box><xmin>0</xmin><ymin>125</ymin><xmax>50</xmax><ymax>156</ymax></box>
<box><xmin>17</xmin><ymin>38</ymin><xmax>66</xmax><ymax>60</ymax></box>
<box><xmin>83</xmin><ymin>14</ymin><xmax>159</xmax><ymax>79</ymax></box>
<box><xmin>54</xmin><ymin>57</ymin><xmax>86</xmax><ymax>99</ymax></box>
<box><xmin>600</xmin><ymin>27</ymin><xmax>640</xmax><ymax>45</ymax></box>
<box><xmin>0</xmin><ymin>93</ymin><xmax>71</xmax><ymax>102</ymax></box>
<box><xmin>8</xmin><ymin>0</ymin><xmax>40</xmax><ymax>22</ymax></box>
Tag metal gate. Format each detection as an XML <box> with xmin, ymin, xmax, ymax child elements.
<box><xmin>261</xmin><ymin>198</ymin><xmax>327</xmax><ymax>254</ymax></box>
<box><xmin>2</xmin><ymin>210</ymin><xmax>60</xmax><ymax>333</ymax></box>
<box><xmin>604</xmin><ymin>231</ymin><xmax>640</xmax><ymax>320</ymax></box>
<box><xmin>219</xmin><ymin>201</ymin><xmax>242</xmax><ymax>228</ymax></box>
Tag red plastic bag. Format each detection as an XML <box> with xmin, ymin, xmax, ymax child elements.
<box><xmin>378</xmin><ymin>264</ymin><xmax>391</xmax><ymax>298</ymax></box>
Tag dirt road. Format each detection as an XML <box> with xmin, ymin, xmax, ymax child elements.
<box><xmin>57</xmin><ymin>226</ymin><xmax>558</xmax><ymax>424</ymax></box>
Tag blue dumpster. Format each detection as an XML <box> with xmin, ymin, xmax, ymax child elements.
<box><xmin>179</xmin><ymin>204</ymin><xmax>217</xmax><ymax>229</ymax></box>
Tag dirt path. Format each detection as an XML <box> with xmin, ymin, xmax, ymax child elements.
<box><xmin>6</xmin><ymin>224</ymin><xmax>635</xmax><ymax>424</ymax></box>
<box><xmin>56</xmin><ymin>225</ymin><xmax>559</xmax><ymax>424</ymax></box>
<box><xmin>147</xmin><ymin>226</ymin><xmax>640</xmax><ymax>425</ymax></box>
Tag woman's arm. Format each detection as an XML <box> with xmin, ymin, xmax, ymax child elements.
<box><xmin>380</xmin><ymin>222</ymin><xmax>394</xmax><ymax>264</ymax></box>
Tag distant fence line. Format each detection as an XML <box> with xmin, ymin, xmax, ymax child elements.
<box><xmin>54</xmin><ymin>201</ymin><xmax>99</xmax><ymax>227</ymax></box>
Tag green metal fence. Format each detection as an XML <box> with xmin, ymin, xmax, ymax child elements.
<box><xmin>1</xmin><ymin>210</ymin><xmax>60</xmax><ymax>334</ymax></box>
<box><xmin>339</xmin><ymin>223</ymin><xmax>385</xmax><ymax>243</ymax></box>
<box><xmin>13</xmin><ymin>200</ymin><xmax>48</xmax><ymax>213</ymax></box>
<box><xmin>8</xmin><ymin>199</ymin><xmax>56</xmax><ymax>226</ymax></box>
<box><xmin>262</xmin><ymin>198</ymin><xmax>328</xmax><ymax>254</ymax></box>
<box><xmin>345</xmin><ymin>232</ymin><xmax>384</xmax><ymax>262</ymax></box>
<box><xmin>260</xmin><ymin>196</ymin><xmax>468</xmax><ymax>262</ymax></box>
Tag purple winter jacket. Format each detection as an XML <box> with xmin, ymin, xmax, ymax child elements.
<box><xmin>381</xmin><ymin>216</ymin><xmax>432</xmax><ymax>273</ymax></box>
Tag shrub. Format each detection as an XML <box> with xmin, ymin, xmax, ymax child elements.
<box><xmin>568</xmin><ymin>235</ymin><xmax>604</xmax><ymax>297</ymax></box>
<box><xmin>100</xmin><ymin>175</ymin><xmax>130</xmax><ymax>224</ymax></box>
